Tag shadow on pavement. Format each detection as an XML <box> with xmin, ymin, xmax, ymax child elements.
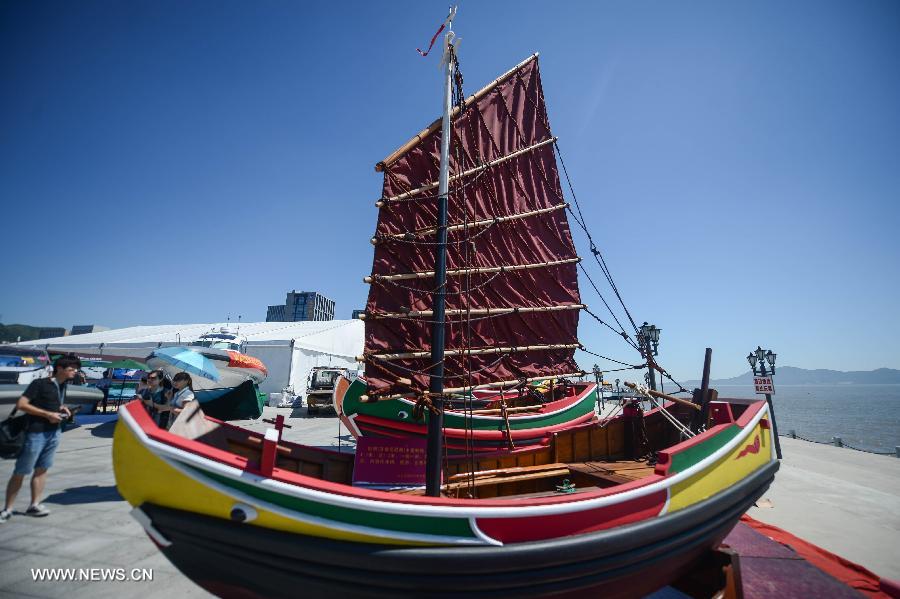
<box><xmin>45</xmin><ymin>484</ymin><xmax>123</xmax><ymax>505</ymax></box>
<box><xmin>90</xmin><ymin>421</ymin><xmax>117</xmax><ymax>438</ymax></box>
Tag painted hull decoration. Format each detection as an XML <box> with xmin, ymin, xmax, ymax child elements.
<box><xmin>114</xmin><ymin>395</ymin><xmax>778</xmax><ymax>597</ymax></box>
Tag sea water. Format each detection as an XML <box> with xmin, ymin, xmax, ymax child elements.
<box><xmin>708</xmin><ymin>384</ymin><xmax>900</xmax><ymax>454</ymax></box>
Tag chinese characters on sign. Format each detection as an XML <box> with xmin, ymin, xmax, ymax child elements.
<box><xmin>754</xmin><ymin>376</ymin><xmax>775</xmax><ymax>394</ymax></box>
<box><xmin>352</xmin><ymin>436</ymin><xmax>428</xmax><ymax>486</ymax></box>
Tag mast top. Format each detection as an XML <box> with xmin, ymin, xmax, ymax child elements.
<box><xmin>375</xmin><ymin>53</ymin><xmax>540</xmax><ymax>172</ymax></box>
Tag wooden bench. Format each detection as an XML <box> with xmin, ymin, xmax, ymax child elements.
<box><xmin>566</xmin><ymin>460</ymin><xmax>656</xmax><ymax>487</ymax></box>
<box><xmin>442</xmin><ymin>462</ymin><xmax>571</xmax><ymax>493</ymax></box>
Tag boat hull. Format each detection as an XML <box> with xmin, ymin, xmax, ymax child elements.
<box><xmin>193</xmin><ymin>380</ymin><xmax>265</xmax><ymax>421</ymax></box>
<box><xmin>137</xmin><ymin>461</ymin><xmax>776</xmax><ymax>598</ymax></box>
<box><xmin>337</xmin><ymin>378</ymin><xmax>599</xmax><ymax>453</ymax></box>
<box><xmin>114</xmin><ymin>393</ymin><xmax>778</xmax><ymax>597</ymax></box>
<box><xmin>148</xmin><ymin>358</ymin><xmax>265</xmax><ymax>390</ymax></box>
<box><xmin>0</xmin><ymin>384</ymin><xmax>102</xmax><ymax>415</ymax></box>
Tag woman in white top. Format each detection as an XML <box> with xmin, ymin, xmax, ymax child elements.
<box><xmin>163</xmin><ymin>372</ymin><xmax>195</xmax><ymax>428</ymax></box>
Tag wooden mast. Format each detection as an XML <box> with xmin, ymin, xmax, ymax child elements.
<box><xmin>425</xmin><ymin>8</ymin><xmax>456</xmax><ymax>497</ymax></box>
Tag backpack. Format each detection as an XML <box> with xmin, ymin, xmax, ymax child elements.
<box><xmin>0</xmin><ymin>406</ymin><xmax>28</xmax><ymax>459</ymax></box>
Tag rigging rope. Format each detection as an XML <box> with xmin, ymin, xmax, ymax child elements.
<box><xmin>631</xmin><ymin>383</ymin><xmax>695</xmax><ymax>439</ymax></box>
<box><xmin>579</xmin><ymin>263</ymin><xmax>640</xmax><ymax>351</ymax></box>
<box><xmin>578</xmin><ymin>347</ymin><xmax>643</xmax><ymax>369</ymax></box>
<box><xmin>554</xmin><ymin>142</ymin><xmax>640</xmax><ymax>336</ymax></box>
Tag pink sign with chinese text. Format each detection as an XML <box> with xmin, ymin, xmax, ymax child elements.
<box><xmin>352</xmin><ymin>436</ymin><xmax>427</xmax><ymax>486</ymax></box>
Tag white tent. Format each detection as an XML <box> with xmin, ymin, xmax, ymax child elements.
<box><xmin>21</xmin><ymin>320</ymin><xmax>364</xmax><ymax>397</ymax></box>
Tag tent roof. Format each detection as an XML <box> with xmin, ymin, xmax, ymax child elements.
<box><xmin>19</xmin><ymin>320</ymin><xmax>364</xmax><ymax>359</ymax></box>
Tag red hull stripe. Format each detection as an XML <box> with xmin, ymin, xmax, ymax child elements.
<box><xmin>354</xmin><ymin>421</ymin><xmax>551</xmax><ymax>452</ymax></box>
<box><xmin>476</xmin><ymin>489</ymin><xmax>668</xmax><ymax>543</ymax></box>
<box><xmin>352</xmin><ymin>411</ymin><xmax>596</xmax><ymax>441</ymax></box>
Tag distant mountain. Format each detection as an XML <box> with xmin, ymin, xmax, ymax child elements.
<box><xmin>0</xmin><ymin>323</ymin><xmax>44</xmax><ymax>344</ymax></box>
<box><xmin>682</xmin><ymin>366</ymin><xmax>900</xmax><ymax>388</ymax></box>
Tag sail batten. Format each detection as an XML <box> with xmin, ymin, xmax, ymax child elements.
<box><xmin>366</xmin><ymin>257</ymin><xmax>581</xmax><ymax>283</ymax></box>
<box><xmin>367</xmin><ymin>303</ymin><xmax>584</xmax><ymax>319</ymax></box>
<box><xmin>364</xmin><ymin>56</ymin><xmax>581</xmax><ymax>398</ymax></box>
<box><xmin>372</xmin><ymin>204</ymin><xmax>568</xmax><ymax>242</ymax></box>
<box><xmin>377</xmin><ymin>137</ymin><xmax>558</xmax><ymax>205</ymax></box>
<box><xmin>360</xmin><ymin>371</ymin><xmax>584</xmax><ymax>402</ymax></box>
<box><xmin>366</xmin><ymin>343</ymin><xmax>581</xmax><ymax>362</ymax></box>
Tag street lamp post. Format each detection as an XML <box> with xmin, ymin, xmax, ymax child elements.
<box><xmin>639</xmin><ymin>322</ymin><xmax>661</xmax><ymax>391</ymax></box>
<box><xmin>747</xmin><ymin>346</ymin><xmax>782</xmax><ymax>459</ymax></box>
<box><xmin>592</xmin><ymin>364</ymin><xmax>605</xmax><ymax>411</ymax></box>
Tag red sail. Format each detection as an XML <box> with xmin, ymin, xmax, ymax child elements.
<box><xmin>363</xmin><ymin>55</ymin><xmax>581</xmax><ymax>398</ymax></box>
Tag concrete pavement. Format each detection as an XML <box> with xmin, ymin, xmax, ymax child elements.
<box><xmin>0</xmin><ymin>406</ymin><xmax>354</xmax><ymax>599</ymax></box>
<box><xmin>748</xmin><ymin>435</ymin><xmax>900</xmax><ymax>580</ymax></box>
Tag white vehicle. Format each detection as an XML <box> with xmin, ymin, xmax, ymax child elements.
<box><xmin>305</xmin><ymin>367</ymin><xmax>349</xmax><ymax>415</ymax></box>
<box><xmin>190</xmin><ymin>327</ymin><xmax>247</xmax><ymax>352</ymax></box>
<box><xmin>0</xmin><ymin>346</ymin><xmax>51</xmax><ymax>385</ymax></box>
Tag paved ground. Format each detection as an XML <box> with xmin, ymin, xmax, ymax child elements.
<box><xmin>1</xmin><ymin>406</ymin><xmax>897</xmax><ymax>598</ymax></box>
<box><xmin>748</xmin><ymin>436</ymin><xmax>900</xmax><ymax>580</ymax></box>
<box><xmin>0</xmin><ymin>406</ymin><xmax>352</xmax><ymax>599</ymax></box>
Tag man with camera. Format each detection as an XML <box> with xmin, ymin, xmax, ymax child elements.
<box><xmin>0</xmin><ymin>355</ymin><xmax>78</xmax><ymax>523</ymax></box>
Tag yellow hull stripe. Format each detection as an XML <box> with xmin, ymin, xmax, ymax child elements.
<box><xmin>112</xmin><ymin>415</ymin><xmax>422</xmax><ymax>545</ymax></box>
<box><xmin>667</xmin><ymin>422</ymin><xmax>772</xmax><ymax>512</ymax></box>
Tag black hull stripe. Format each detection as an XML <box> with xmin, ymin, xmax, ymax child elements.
<box><xmin>142</xmin><ymin>461</ymin><xmax>778</xmax><ymax>597</ymax></box>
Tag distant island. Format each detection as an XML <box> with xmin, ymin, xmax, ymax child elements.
<box><xmin>682</xmin><ymin>366</ymin><xmax>900</xmax><ymax>387</ymax></box>
<box><xmin>0</xmin><ymin>323</ymin><xmax>45</xmax><ymax>343</ymax></box>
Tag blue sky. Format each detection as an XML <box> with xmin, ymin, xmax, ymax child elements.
<box><xmin>2</xmin><ymin>0</ymin><xmax>898</xmax><ymax>380</ymax></box>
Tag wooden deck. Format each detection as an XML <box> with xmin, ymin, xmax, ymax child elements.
<box><xmin>430</xmin><ymin>458</ymin><xmax>657</xmax><ymax>498</ymax></box>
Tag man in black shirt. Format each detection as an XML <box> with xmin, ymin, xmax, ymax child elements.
<box><xmin>0</xmin><ymin>355</ymin><xmax>77</xmax><ymax>523</ymax></box>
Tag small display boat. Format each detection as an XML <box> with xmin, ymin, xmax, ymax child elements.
<box><xmin>148</xmin><ymin>329</ymin><xmax>269</xmax><ymax>420</ymax></box>
<box><xmin>336</xmin><ymin>376</ymin><xmax>598</xmax><ymax>453</ymax></box>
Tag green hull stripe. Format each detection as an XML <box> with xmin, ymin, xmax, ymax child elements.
<box><xmin>669</xmin><ymin>425</ymin><xmax>741</xmax><ymax>473</ymax></box>
<box><xmin>344</xmin><ymin>380</ymin><xmax>596</xmax><ymax>431</ymax></box>
<box><xmin>186</xmin><ymin>464</ymin><xmax>475</xmax><ymax>538</ymax></box>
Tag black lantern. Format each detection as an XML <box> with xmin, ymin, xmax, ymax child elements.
<box><xmin>639</xmin><ymin>322</ymin><xmax>661</xmax><ymax>356</ymax></box>
<box><xmin>748</xmin><ymin>346</ymin><xmax>776</xmax><ymax>376</ymax></box>
<box><xmin>754</xmin><ymin>346</ymin><xmax>766</xmax><ymax>363</ymax></box>
<box><xmin>639</xmin><ymin>322</ymin><xmax>651</xmax><ymax>340</ymax></box>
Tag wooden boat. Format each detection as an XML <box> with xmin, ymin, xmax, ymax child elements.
<box><xmin>113</xmin><ymin>17</ymin><xmax>778</xmax><ymax>596</ymax></box>
<box><xmin>336</xmin><ymin>376</ymin><xmax>598</xmax><ymax>453</ymax></box>
<box><xmin>114</xmin><ymin>391</ymin><xmax>777</xmax><ymax>597</ymax></box>
<box><xmin>0</xmin><ymin>383</ymin><xmax>102</xmax><ymax>415</ymax></box>
<box><xmin>193</xmin><ymin>380</ymin><xmax>266</xmax><ymax>421</ymax></box>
